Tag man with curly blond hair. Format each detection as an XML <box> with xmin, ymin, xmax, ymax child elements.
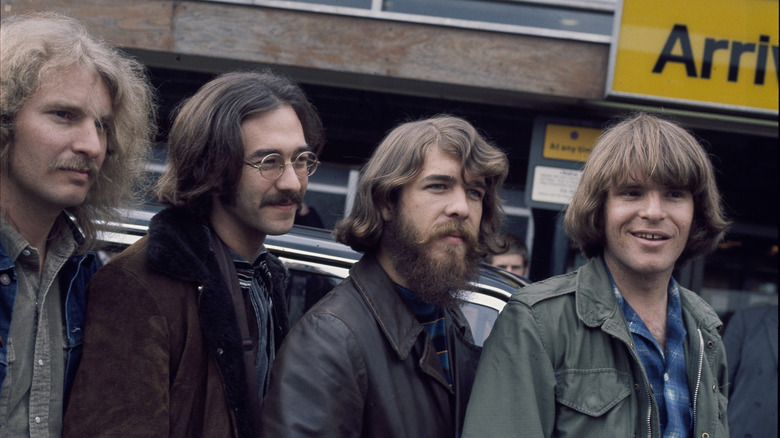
<box><xmin>0</xmin><ymin>12</ymin><xmax>155</xmax><ymax>437</ymax></box>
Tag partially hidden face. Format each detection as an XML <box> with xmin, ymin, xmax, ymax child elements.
<box><xmin>4</xmin><ymin>64</ymin><xmax>111</xmax><ymax>213</ymax></box>
<box><xmin>490</xmin><ymin>253</ymin><xmax>527</xmax><ymax>277</ymax></box>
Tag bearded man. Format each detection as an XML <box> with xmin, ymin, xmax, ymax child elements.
<box><xmin>259</xmin><ymin>115</ymin><xmax>509</xmax><ymax>437</ymax></box>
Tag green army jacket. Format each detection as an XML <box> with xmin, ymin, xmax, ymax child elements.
<box><xmin>463</xmin><ymin>256</ymin><xmax>729</xmax><ymax>438</ymax></box>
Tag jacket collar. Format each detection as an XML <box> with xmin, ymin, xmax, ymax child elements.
<box><xmin>574</xmin><ymin>256</ymin><xmax>622</xmax><ymax>329</ymax></box>
<box><xmin>349</xmin><ymin>254</ymin><xmax>474</xmax><ymax>360</ymax></box>
<box><xmin>574</xmin><ymin>255</ymin><xmax>722</xmax><ymax>334</ymax></box>
<box><xmin>146</xmin><ymin>206</ymin><xmax>290</xmax><ymax>344</ymax></box>
<box><xmin>349</xmin><ymin>254</ymin><xmax>475</xmax><ymax>393</ymax></box>
<box><xmin>146</xmin><ymin>207</ymin><xmax>214</xmax><ymax>281</ymax></box>
<box><xmin>678</xmin><ymin>287</ymin><xmax>723</xmax><ymax>332</ymax></box>
<box><xmin>350</xmin><ymin>254</ymin><xmax>424</xmax><ymax>360</ymax></box>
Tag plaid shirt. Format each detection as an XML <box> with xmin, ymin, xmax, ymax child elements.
<box><xmin>609</xmin><ymin>270</ymin><xmax>692</xmax><ymax>438</ymax></box>
<box><xmin>397</xmin><ymin>285</ymin><xmax>452</xmax><ymax>388</ymax></box>
<box><xmin>231</xmin><ymin>247</ymin><xmax>275</xmax><ymax>402</ymax></box>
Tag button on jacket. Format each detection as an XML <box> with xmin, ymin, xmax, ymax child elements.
<box><xmin>463</xmin><ymin>256</ymin><xmax>729</xmax><ymax>438</ymax></box>
<box><xmin>260</xmin><ymin>254</ymin><xmax>482</xmax><ymax>437</ymax></box>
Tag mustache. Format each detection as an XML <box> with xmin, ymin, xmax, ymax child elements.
<box><xmin>415</xmin><ymin>220</ymin><xmax>478</xmax><ymax>248</ymax></box>
<box><xmin>49</xmin><ymin>157</ymin><xmax>99</xmax><ymax>174</ymax></box>
<box><xmin>259</xmin><ymin>190</ymin><xmax>305</xmax><ymax>208</ymax></box>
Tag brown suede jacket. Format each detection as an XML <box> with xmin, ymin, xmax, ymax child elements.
<box><xmin>63</xmin><ymin>207</ymin><xmax>289</xmax><ymax>438</ymax></box>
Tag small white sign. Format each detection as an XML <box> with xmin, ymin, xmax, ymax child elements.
<box><xmin>530</xmin><ymin>165</ymin><xmax>583</xmax><ymax>205</ymax></box>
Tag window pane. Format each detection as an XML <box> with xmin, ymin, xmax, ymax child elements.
<box><xmin>461</xmin><ymin>302</ymin><xmax>500</xmax><ymax>346</ymax></box>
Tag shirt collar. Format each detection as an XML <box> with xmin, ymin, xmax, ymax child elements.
<box><xmin>396</xmin><ymin>284</ymin><xmax>439</xmax><ymax>320</ymax></box>
<box><xmin>0</xmin><ymin>212</ymin><xmax>77</xmax><ymax>262</ymax></box>
<box><xmin>603</xmin><ymin>259</ymin><xmax>681</xmax><ymax>308</ymax></box>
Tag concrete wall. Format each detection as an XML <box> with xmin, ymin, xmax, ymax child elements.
<box><xmin>1</xmin><ymin>0</ymin><xmax>609</xmax><ymax>107</ymax></box>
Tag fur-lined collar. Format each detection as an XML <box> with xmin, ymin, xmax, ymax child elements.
<box><xmin>143</xmin><ymin>206</ymin><xmax>291</xmax><ymax>438</ymax></box>
<box><xmin>146</xmin><ymin>207</ymin><xmax>213</xmax><ymax>281</ymax></box>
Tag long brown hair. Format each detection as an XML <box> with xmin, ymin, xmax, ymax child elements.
<box><xmin>154</xmin><ymin>70</ymin><xmax>324</xmax><ymax>215</ymax></box>
<box><xmin>334</xmin><ymin>115</ymin><xmax>509</xmax><ymax>254</ymax></box>
<box><xmin>564</xmin><ymin>112</ymin><xmax>729</xmax><ymax>264</ymax></box>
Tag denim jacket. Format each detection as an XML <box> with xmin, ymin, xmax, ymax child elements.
<box><xmin>0</xmin><ymin>239</ymin><xmax>99</xmax><ymax>401</ymax></box>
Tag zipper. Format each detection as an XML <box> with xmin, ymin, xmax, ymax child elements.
<box><xmin>645</xmin><ymin>381</ymin><xmax>652</xmax><ymax>438</ymax></box>
<box><xmin>691</xmin><ymin>328</ymin><xmax>705</xmax><ymax>435</ymax></box>
<box><xmin>625</xmin><ymin>339</ymin><xmax>653</xmax><ymax>438</ymax></box>
<box><xmin>644</xmin><ymin>364</ymin><xmax>652</xmax><ymax>438</ymax></box>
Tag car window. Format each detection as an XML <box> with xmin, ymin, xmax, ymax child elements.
<box><xmin>465</xmin><ymin>297</ymin><xmax>508</xmax><ymax>346</ymax></box>
<box><xmin>284</xmin><ymin>262</ymin><xmax>345</xmax><ymax>327</ymax></box>
<box><xmin>460</xmin><ymin>301</ymin><xmax>499</xmax><ymax>347</ymax></box>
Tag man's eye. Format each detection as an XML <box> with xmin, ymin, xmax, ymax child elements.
<box><xmin>53</xmin><ymin>110</ymin><xmax>73</xmax><ymax>120</ymax></box>
<box><xmin>261</xmin><ymin>156</ymin><xmax>282</xmax><ymax>168</ymax></box>
<box><xmin>668</xmin><ymin>190</ymin><xmax>689</xmax><ymax>199</ymax></box>
<box><xmin>468</xmin><ymin>189</ymin><xmax>485</xmax><ymax>200</ymax></box>
<box><xmin>293</xmin><ymin>155</ymin><xmax>311</xmax><ymax>168</ymax></box>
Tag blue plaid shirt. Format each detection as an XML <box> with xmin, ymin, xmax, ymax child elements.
<box><xmin>608</xmin><ymin>268</ymin><xmax>691</xmax><ymax>438</ymax></box>
<box><xmin>397</xmin><ymin>285</ymin><xmax>452</xmax><ymax>388</ymax></box>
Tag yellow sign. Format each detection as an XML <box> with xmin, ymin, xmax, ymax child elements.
<box><xmin>609</xmin><ymin>0</ymin><xmax>779</xmax><ymax>114</ymax></box>
<box><xmin>542</xmin><ymin>124</ymin><xmax>602</xmax><ymax>163</ymax></box>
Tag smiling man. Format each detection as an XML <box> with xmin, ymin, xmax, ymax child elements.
<box><xmin>260</xmin><ymin>115</ymin><xmax>509</xmax><ymax>437</ymax></box>
<box><xmin>0</xmin><ymin>13</ymin><xmax>155</xmax><ymax>438</ymax></box>
<box><xmin>463</xmin><ymin>113</ymin><xmax>731</xmax><ymax>438</ymax></box>
<box><xmin>63</xmin><ymin>71</ymin><xmax>324</xmax><ymax>438</ymax></box>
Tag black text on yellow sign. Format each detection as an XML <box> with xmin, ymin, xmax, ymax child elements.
<box><xmin>653</xmin><ymin>25</ymin><xmax>777</xmax><ymax>86</ymax></box>
<box><xmin>609</xmin><ymin>0</ymin><xmax>778</xmax><ymax>113</ymax></box>
<box><xmin>542</xmin><ymin>124</ymin><xmax>602</xmax><ymax>163</ymax></box>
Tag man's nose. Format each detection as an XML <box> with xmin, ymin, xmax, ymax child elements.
<box><xmin>72</xmin><ymin>120</ymin><xmax>106</xmax><ymax>160</ymax></box>
<box><xmin>640</xmin><ymin>191</ymin><xmax>666</xmax><ymax>220</ymax></box>
<box><xmin>275</xmin><ymin>162</ymin><xmax>304</xmax><ymax>193</ymax></box>
<box><xmin>444</xmin><ymin>187</ymin><xmax>471</xmax><ymax>219</ymax></box>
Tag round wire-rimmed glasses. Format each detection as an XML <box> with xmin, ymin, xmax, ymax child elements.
<box><xmin>244</xmin><ymin>151</ymin><xmax>320</xmax><ymax>180</ymax></box>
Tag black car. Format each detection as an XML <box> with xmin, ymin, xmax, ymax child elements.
<box><xmin>98</xmin><ymin>214</ymin><xmax>527</xmax><ymax>346</ymax></box>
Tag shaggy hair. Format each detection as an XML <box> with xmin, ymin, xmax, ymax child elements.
<box><xmin>564</xmin><ymin>112</ymin><xmax>729</xmax><ymax>265</ymax></box>
<box><xmin>154</xmin><ymin>70</ymin><xmax>324</xmax><ymax>215</ymax></box>
<box><xmin>1</xmin><ymin>12</ymin><xmax>156</xmax><ymax>253</ymax></box>
<box><xmin>334</xmin><ymin>115</ymin><xmax>509</xmax><ymax>254</ymax></box>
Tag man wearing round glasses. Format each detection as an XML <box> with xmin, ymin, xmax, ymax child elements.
<box><xmin>64</xmin><ymin>70</ymin><xmax>324</xmax><ymax>438</ymax></box>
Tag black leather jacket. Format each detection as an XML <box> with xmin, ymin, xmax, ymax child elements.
<box><xmin>260</xmin><ymin>254</ymin><xmax>482</xmax><ymax>437</ymax></box>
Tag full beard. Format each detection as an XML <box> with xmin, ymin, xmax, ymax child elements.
<box><xmin>383</xmin><ymin>214</ymin><xmax>481</xmax><ymax>310</ymax></box>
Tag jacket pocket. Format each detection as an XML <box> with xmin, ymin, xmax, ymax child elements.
<box><xmin>712</xmin><ymin>390</ymin><xmax>729</xmax><ymax>437</ymax></box>
<box><xmin>554</xmin><ymin>369</ymin><xmax>633</xmax><ymax>436</ymax></box>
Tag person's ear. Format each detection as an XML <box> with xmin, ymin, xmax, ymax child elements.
<box><xmin>380</xmin><ymin>203</ymin><xmax>393</xmax><ymax>222</ymax></box>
